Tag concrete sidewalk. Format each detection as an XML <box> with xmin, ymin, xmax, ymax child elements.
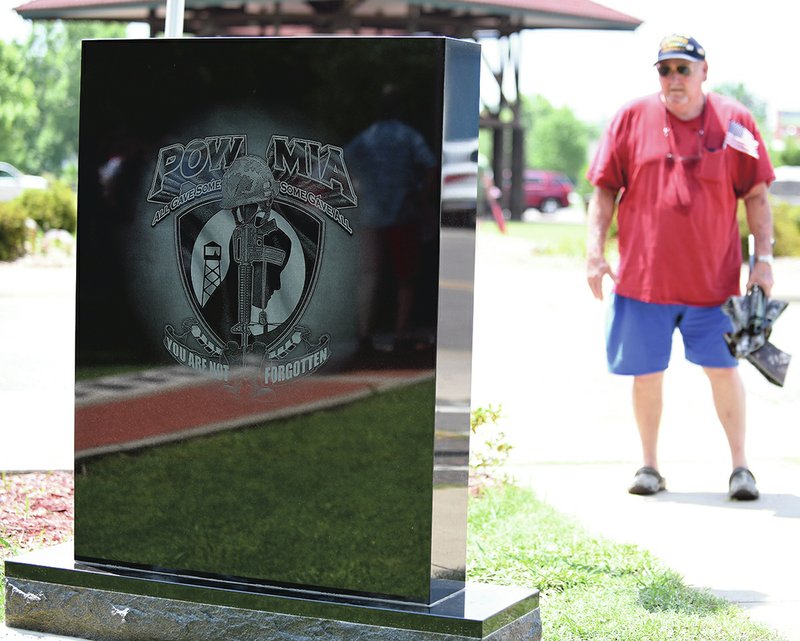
<box><xmin>471</xmin><ymin>228</ymin><xmax>800</xmax><ymax>640</ymax></box>
<box><xmin>0</xmin><ymin>253</ymin><xmax>75</xmax><ymax>471</ymax></box>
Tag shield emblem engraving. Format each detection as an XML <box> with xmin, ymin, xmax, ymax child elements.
<box><xmin>175</xmin><ymin>199</ymin><xmax>324</xmax><ymax>357</ymax></box>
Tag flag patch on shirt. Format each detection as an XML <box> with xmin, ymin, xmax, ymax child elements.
<box><xmin>724</xmin><ymin>120</ymin><xmax>760</xmax><ymax>159</ymax></box>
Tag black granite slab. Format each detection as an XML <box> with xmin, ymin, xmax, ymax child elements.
<box><xmin>75</xmin><ymin>36</ymin><xmax>479</xmax><ymax>606</ymax></box>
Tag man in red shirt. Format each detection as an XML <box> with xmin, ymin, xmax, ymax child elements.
<box><xmin>586</xmin><ymin>34</ymin><xmax>775</xmax><ymax>500</ymax></box>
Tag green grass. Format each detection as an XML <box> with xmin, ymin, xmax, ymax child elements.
<box><xmin>74</xmin><ymin>381</ymin><xmax>436</xmax><ymax>600</ymax></box>
<box><xmin>75</xmin><ymin>364</ymin><xmax>152</xmax><ymax>381</ymax></box>
<box><xmin>478</xmin><ymin>219</ymin><xmax>615</xmax><ymax>259</ymax></box>
<box><xmin>468</xmin><ymin>485</ymin><xmax>785</xmax><ymax>641</ymax></box>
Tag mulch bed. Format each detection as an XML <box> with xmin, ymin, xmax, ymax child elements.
<box><xmin>0</xmin><ymin>471</ymin><xmax>74</xmax><ymax>560</ymax></box>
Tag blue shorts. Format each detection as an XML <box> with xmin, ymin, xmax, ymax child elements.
<box><xmin>606</xmin><ymin>294</ymin><xmax>738</xmax><ymax>375</ymax></box>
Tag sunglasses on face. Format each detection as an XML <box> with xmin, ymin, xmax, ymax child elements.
<box><xmin>657</xmin><ymin>63</ymin><xmax>692</xmax><ymax>77</ymax></box>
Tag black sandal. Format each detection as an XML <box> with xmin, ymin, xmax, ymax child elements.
<box><xmin>729</xmin><ymin>467</ymin><xmax>759</xmax><ymax>501</ymax></box>
<box><xmin>628</xmin><ymin>466</ymin><xmax>666</xmax><ymax>495</ymax></box>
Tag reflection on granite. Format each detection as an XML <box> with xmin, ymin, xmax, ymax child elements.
<box><xmin>75</xmin><ymin>37</ymin><xmax>480</xmax><ymax>605</ymax></box>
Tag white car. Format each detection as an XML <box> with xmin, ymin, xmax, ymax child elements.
<box><xmin>0</xmin><ymin>162</ymin><xmax>48</xmax><ymax>202</ymax></box>
<box><xmin>770</xmin><ymin>165</ymin><xmax>800</xmax><ymax>205</ymax></box>
<box><xmin>441</xmin><ymin>138</ymin><xmax>479</xmax><ymax>216</ymax></box>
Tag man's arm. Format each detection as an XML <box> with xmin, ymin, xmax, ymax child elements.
<box><xmin>586</xmin><ymin>186</ymin><xmax>618</xmax><ymax>300</ymax></box>
<box><xmin>743</xmin><ymin>181</ymin><xmax>774</xmax><ymax>296</ymax></box>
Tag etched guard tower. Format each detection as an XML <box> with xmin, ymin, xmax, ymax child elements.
<box><xmin>4</xmin><ymin>37</ymin><xmax>541</xmax><ymax>641</ymax></box>
<box><xmin>201</xmin><ymin>242</ymin><xmax>222</xmax><ymax>306</ymax></box>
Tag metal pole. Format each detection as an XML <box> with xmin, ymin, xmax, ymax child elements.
<box><xmin>509</xmin><ymin>33</ymin><xmax>525</xmax><ymax>220</ymax></box>
<box><xmin>164</xmin><ymin>0</ymin><xmax>185</xmax><ymax>37</ymax></box>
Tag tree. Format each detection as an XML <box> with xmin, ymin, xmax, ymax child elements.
<box><xmin>0</xmin><ymin>40</ymin><xmax>39</xmax><ymax>170</ymax></box>
<box><xmin>521</xmin><ymin>95</ymin><xmax>589</xmax><ymax>183</ymax></box>
<box><xmin>21</xmin><ymin>21</ymin><xmax>126</xmax><ymax>177</ymax></box>
<box><xmin>712</xmin><ymin>82</ymin><xmax>768</xmax><ymax>133</ymax></box>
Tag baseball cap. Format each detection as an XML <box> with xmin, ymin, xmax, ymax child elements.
<box><xmin>655</xmin><ymin>34</ymin><xmax>706</xmax><ymax>64</ymax></box>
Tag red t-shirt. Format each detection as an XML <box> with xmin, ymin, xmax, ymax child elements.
<box><xmin>587</xmin><ymin>92</ymin><xmax>774</xmax><ymax>306</ymax></box>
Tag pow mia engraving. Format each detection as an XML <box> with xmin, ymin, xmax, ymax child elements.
<box><xmin>149</xmin><ymin>134</ymin><xmax>357</xmax><ymax>391</ymax></box>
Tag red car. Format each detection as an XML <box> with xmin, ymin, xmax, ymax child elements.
<box><xmin>520</xmin><ymin>170</ymin><xmax>573</xmax><ymax>213</ymax></box>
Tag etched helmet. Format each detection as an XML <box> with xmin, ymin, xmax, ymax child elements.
<box><xmin>220</xmin><ymin>156</ymin><xmax>277</xmax><ymax>210</ymax></box>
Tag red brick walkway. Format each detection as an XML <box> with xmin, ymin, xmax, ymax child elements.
<box><xmin>75</xmin><ymin>368</ymin><xmax>431</xmax><ymax>458</ymax></box>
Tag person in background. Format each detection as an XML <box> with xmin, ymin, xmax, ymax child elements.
<box><xmin>585</xmin><ymin>34</ymin><xmax>775</xmax><ymax>500</ymax></box>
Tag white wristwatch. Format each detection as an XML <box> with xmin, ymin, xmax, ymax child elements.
<box><xmin>756</xmin><ymin>254</ymin><xmax>774</xmax><ymax>265</ymax></box>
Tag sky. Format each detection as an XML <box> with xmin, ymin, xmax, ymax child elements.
<box><xmin>0</xmin><ymin>0</ymin><xmax>31</xmax><ymax>40</ymax></box>
<box><xmin>1</xmin><ymin>0</ymin><xmax>798</xmax><ymax>129</ymax></box>
<box><xmin>512</xmin><ymin>0</ymin><xmax>800</xmax><ymax>127</ymax></box>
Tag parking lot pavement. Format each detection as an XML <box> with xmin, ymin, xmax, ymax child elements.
<box><xmin>471</xmin><ymin>228</ymin><xmax>800</xmax><ymax>640</ymax></box>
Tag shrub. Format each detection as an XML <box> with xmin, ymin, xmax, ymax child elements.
<box><xmin>14</xmin><ymin>180</ymin><xmax>77</xmax><ymax>234</ymax></box>
<box><xmin>770</xmin><ymin>200</ymin><xmax>800</xmax><ymax>256</ymax></box>
<box><xmin>738</xmin><ymin>199</ymin><xmax>800</xmax><ymax>258</ymax></box>
<box><xmin>470</xmin><ymin>405</ymin><xmax>513</xmax><ymax>491</ymax></box>
<box><xmin>0</xmin><ymin>203</ymin><xmax>29</xmax><ymax>262</ymax></box>
<box><xmin>603</xmin><ymin>193</ymin><xmax>800</xmax><ymax>258</ymax></box>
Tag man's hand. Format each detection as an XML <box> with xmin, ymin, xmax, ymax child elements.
<box><xmin>747</xmin><ymin>260</ymin><xmax>774</xmax><ymax>297</ymax></box>
<box><xmin>585</xmin><ymin>186</ymin><xmax>618</xmax><ymax>300</ymax></box>
<box><xmin>586</xmin><ymin>255</ymin><xmax>617</xmax><ymax>300</ymax></box>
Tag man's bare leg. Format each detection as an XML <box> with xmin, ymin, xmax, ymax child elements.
<box><xmin>704</xmin><ymin>366</ymin><xmax>758</xmax><ymax>499</ymax></box>
<box><xmin>628</xmin><ymin>371</ymin><xmax>667</xmax><ymax>494</ymax></box>
<box><xmin>703</xmin><ymin>366</ymin><xmax>748</xmax><ymax>469</ymax></box>
<box><xmin>633</xmin><ymin>371</ymin><xmax>665</xmax><ymax>470</ymax></box>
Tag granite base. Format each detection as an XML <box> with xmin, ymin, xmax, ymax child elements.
<box><xmin>4</xmin><ymin>545</ymin><xmax>541</xmax><ymax>641</ymax></box>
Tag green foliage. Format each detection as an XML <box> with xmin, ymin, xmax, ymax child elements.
<box><xmin>14</xmin><ymin>180</ymin><xmax>77</xmax><ymax>233</ymax></box>
<box><xmin>771</xmin><ymin>201</ymin><xmax>800</xmax><ymax>256</ymax></box>
<box><xmin>478</xmin><ymin>127</ymin><xmax>494</xmax><ymax>162</ymax></box>
<box><xmin>470</xmin><ymin>404</ymin><xmax>504</xmax><ymax>431</ymax></box>
<box><xmin>470</xmin><ymin>404</ymin><xmax>513</xmax><ymax>488</ymax></box>
<box><xmin>0</xmin><ymin>40</ymin><xmax>39</xmax><ymax>169</ymax></box>
<box><xmin>479</xmin><ymin>197</ymin><xmax>800</xmax><ymax>260</ymax></box>
<box><xmin>2</xmin><ymin>22</ymin><xmax>124</xmax><ymax>178</ymax></box>
<box><xmin>0</xmin><ymin>201</ymin><xmax>29</xmax><ymax>261</ymax></box>
<box><xmin>712</xmin><ymin>82</ymin><xmax>768</xmax><ymax>132</ymax></box>
<box><xmin>573</xmin><ymin>160</ymin><xmax>594</xmax><ymax>204</ymax></box>
<box><xmin>777</xmin><ymin>138</ymin><xmax>800</xmax><ymax>166</ymax></box>
<box><xmin>521</xmin><ymin>95</ymin><xmax>590</xmax><ymax>183</ymax></box>
<box><xmin>25</xmin><ymin>21</ymin><xmax>125</xmax><ymax>174</ymax></box>
<box><xmin>468</xmin><ymin>485</ymin><xmax>785</xmax><ymax>641</ymax></box>
<box><xmin>738</xmin><ymin>199</ymin><xmax>800</xmax><ymax>258</ymax></box>
<box><xmin>0</xmin><ymin>182</ymin><xmax>76</xmax><ymax>260</ymax></box>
